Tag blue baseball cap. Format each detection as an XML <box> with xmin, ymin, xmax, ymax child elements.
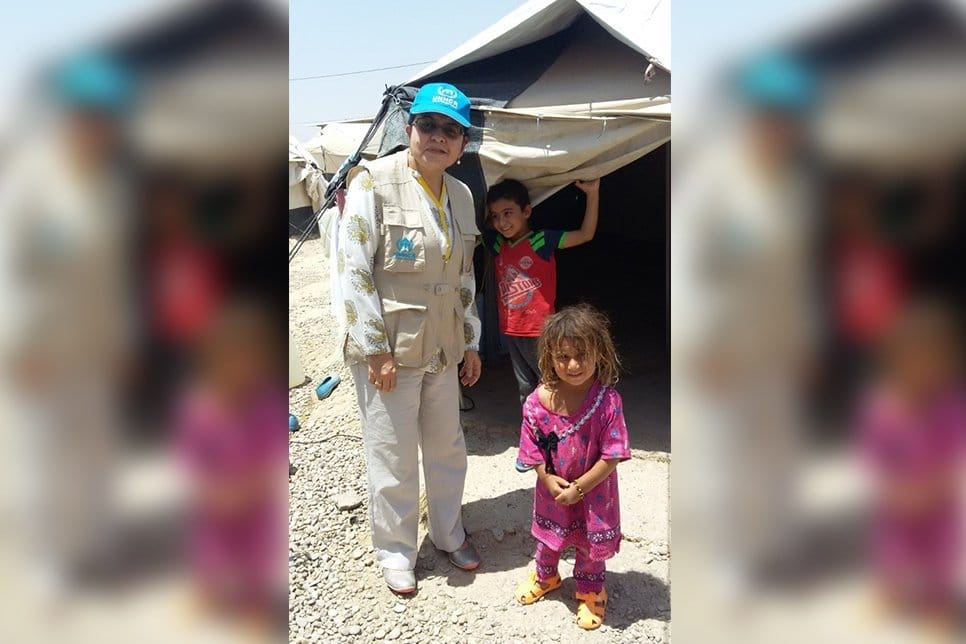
<box><xmin>410</xmin><ymin>82</ymin><xmax>471</xmax><ymax>128</ymax></box>
<box><xmin>738</xmin><ymin>53</ymin><xmax>816</xmax><ymax>114</ymax></box>
<box><xmin>53</xmin><ymin>52</ymin><xmax>134</xmax><ymax>113</ymax></box>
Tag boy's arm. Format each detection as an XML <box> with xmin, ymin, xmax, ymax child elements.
<box><xmin>560</xmin><ymin>178</ymin><xmax>600</xmax><ymax>248</ymax></box>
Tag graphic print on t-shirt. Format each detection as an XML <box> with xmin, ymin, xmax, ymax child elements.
<box><xmin>483</xmin><ymin>228</ymin><xmax>565</xmax><ymax>337</ymax></box>
<box><xmin>498</xmin><ymin>264</ymin><xmax>543</xmax><ymax>310</ymax></box>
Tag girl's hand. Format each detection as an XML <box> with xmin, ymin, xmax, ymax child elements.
<box><xmin>543</xmin><ymin>474</ymin><xmax>571</xmax><ymax>498</ymax></box>
<box><xmin>555</xmin><ymin>485</ymin><xmax>581</xmax><ymax>506</ymax></box>
<box><xmin>575</xmin><ymin>178</ymin><xmax>600</xmax><ymax>195</ymax></box>
<box><xmin>460</xmin><ymin>350</ymin><xmax>482</xmax><ymax>386</ymax></box>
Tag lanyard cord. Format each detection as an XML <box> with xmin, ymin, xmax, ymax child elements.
<box><xmin>415</xmin><ymin>175</ymin><xmax>451</xmax><ymax>261</ymax></box>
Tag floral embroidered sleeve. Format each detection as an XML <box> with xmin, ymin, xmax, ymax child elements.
<box><xmin>338</xmin><ymin>173</ymin><xmax>390</xmax><ymax>356</ymax></box>
<box><xmin>460</xmin><ymin>253</ymin><xmax>481</xmax><ymax>352</ymax></box>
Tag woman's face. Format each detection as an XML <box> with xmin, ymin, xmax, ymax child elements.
<box><xmin>406</xmin><ymin>113</ymin><xmax>467</xmax><ymax>173</ymax></box>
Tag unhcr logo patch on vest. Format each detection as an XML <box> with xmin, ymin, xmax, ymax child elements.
<box><xmin>393</xmin><ymin>237</ymin><xmax>418</xmax><ymax>261</ymax></box>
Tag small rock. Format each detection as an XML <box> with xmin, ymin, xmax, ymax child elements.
<box><xmin>348</xmin><ymin>625</ymin><xmax>362</xmax><ymax>636</ymax></box>
<box><xmin>375</xmin><ymin>629</ymin><xmax>387</xmax><ymax>639</ymax></box>
<box><xmin>387</xmin><ymin>627</ymin><xmax>401</xmax><ymax>640</ymax></box>
<box><xmin>334</xmin><ymin>493</ymin><xmax>363</xmax><ymax>511</ymax></box>
<box><xmin>393</xmin><ymin>603</ymin><xmax>407</xmax><ymax>614</ymax></box>
<box><xmin>492</xmin><ymin>528</ymin><xmax>505</xmax><ymax>542</ymax></box>
<box><xmin>352</xmin><ymin>547</ymin><xmax>365</xmax><ymax>560</ymax></box>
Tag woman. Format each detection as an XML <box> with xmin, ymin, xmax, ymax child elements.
<box><xmin>337</xmin><ymin>82</ymin><xmax>483</xmax><ymax>594</ymax></box>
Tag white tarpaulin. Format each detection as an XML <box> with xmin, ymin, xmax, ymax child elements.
<box><xmin>302</xmin><ymin>120</ymin><xmax>383</xmax><ymax>174</ymax></box>
<box><xmin>292</xmin><ymin>0</ymin><xmax>670</xmax><ymax>211</ymax></box>
<box><xmin>405</xmin><ymin>0</ymin><xmax>670</xmax><ymax>82</ymax></box>
<box><xmin>288</xmin><ymin>136</ymin><xmax>327</xmax><ymax>212</ymax></box>
<box><xmin>477</xmin><ymin>104</ymin><xmax>669</xmax><ymax>204</ymax></box>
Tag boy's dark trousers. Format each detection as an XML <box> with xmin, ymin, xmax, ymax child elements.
<box><xmin>504</xmin><ymin>334</ymin><xmax>541</xmax><ymax>404</ymax></box>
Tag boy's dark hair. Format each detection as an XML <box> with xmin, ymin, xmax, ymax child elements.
<box><xmin>486</xmin><ymin>178</ymin><xmax>531</xmax><ymax>208</ymax></box>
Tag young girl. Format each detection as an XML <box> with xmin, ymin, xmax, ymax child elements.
<box><xmin>172</xmin><ymin>299</ymin><xmax>288</xmax><ymax>629</ymax></box>
<box><xmin>855</xmin><ymin>300</ymin><xmax>966</xmax><ymax>633</ymax></box>
<box><xmin>514</xmin><ymin>304</ymin><xmax>630</xmax><ymax>630</ymax></box>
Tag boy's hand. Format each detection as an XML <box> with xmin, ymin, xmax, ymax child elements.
<box><xmin>575</xmin><ymin>178</ymin><xmax>600</xmax><ymax>195</ymax></box>
<box><xmin>543</xmin><ymin>474</ymin><xmax>571</xmax><ymax>498</ymax></box>
<box><xmin>555</xmin><ymin>485</ymin><xmax>581</xmax><ymax>506</ymax></box>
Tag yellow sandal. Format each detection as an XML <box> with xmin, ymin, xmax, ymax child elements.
<box><xmin>575</xmin><ymin>587</ymin><xmax>608</xmax><ymax>630</ymax></box>
<box><xmin>514</xmin><ymin>570</ymin><xmax>562</xmax><ymax>605</ymax></box>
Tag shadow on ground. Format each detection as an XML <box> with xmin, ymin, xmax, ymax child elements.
<box><xmin>462</xmin><ymin>359</ymin><xmax>669</xmax><ymax>456</ymax></box>
<box><xmin>413</xmin><ymin>486</ymin><xmax>669</xmax><ymax>628</ymax></box>
<box><xmin>539</xmin><ymin>571</ymin><xmax>671</xmax><ymax>627</ymax></box>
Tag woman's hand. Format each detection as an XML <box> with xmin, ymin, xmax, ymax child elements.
<box><xmin>575</xmin><ymin>178</ymin><xmax>600</xmax><ymax>195</ymax></box>
<box><xmin>367</xmin><ymin>352</ymin><xmax>397</xmax><ymax>392</ymax></box>
<box><xmin>460</xmin><ymin>350</ymin><xmax>482</xmax><ymax>386</ymax></box>
<box><xmin>543</xmin><ymin>474</ymin><xmax>571</xmax><ymax>498</ymax></box>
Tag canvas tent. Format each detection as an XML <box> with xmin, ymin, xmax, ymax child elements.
<box><xmin>292</xmin><ymin>0</ymin><xmax>669</xmax><ymax>220</ymax></box>
<box><xmin>789</xmin><ymin>0</ymin><xmax>966</xmax><ymax>168</ymax></box>
<box><xmin>290</xmin><ymin>0</ymin><xmax>670</xmax><ymax>434</ymax></box>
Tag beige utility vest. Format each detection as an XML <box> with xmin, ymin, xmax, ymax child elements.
<box><xmin>344</xmin><ymin>150</ymin><xmax>480</xmax><ymax>369</ymax></box>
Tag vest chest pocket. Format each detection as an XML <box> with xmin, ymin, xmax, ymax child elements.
<box><xmin>381</xmin><ymin>205</ymin><xmax>426</xmax><ymax>272</ymax></box>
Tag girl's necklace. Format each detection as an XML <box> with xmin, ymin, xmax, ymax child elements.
<box><xmin>534</xmin><ymin>384</ymin><xmax>608</xmax><ymax>441</ymax></box>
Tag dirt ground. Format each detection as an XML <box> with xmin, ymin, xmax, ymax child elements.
<box><xmin>288</xmin><ymin>236</ymin><xmax>670</xmax><ymax>643</ymax></box>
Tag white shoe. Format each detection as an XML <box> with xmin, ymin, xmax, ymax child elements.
<box><xmin>382</xmin><ymin>568</ymin><xmax>416</xmax><ymax>594</ymax></box>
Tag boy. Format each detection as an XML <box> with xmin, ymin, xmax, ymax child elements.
<box><xmin>483</xmin><ymin>178</ymin><xmax>600</xmax><ymax>471</ymax></box>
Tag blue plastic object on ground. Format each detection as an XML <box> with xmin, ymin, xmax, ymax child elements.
<box><xmin>315</xmin><ymin>374</ymin><xmax>341</xmax><ymax>400</ymax></box>
<box><xmin>289</xmin><ymin>414</ymin><xmax>300</xmax><ymax>432</ymax></box>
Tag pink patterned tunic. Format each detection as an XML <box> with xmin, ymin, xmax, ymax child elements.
<box><xmin>518</xmin><ymin>381</ymin><xmax>631</xmax><ymax>560</ymax></box>
<box><xmin>856</xmin><ymin>386</ymin><xmax>966</xmax><ymax>603</ymax></box>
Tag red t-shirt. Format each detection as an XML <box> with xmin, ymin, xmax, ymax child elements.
<box><xmin>834</xmin><ymin>238</ymin><xmax>906</xmax><ymax>346</ymax></box>
<box><xmin>484</xmin><ymin>229</ymin><xmax>566</xmax><ymax>337</ymax></box>
<box><xmin>151</xmin><ymin>240</ymin><xmax>224</xmax><ymax>345</ymax></box>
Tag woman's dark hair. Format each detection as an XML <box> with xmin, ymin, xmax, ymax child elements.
<box><xmin>485</xmin><ymin>178</ymin><xmax>531</xmax><ymax>208</ymax></box>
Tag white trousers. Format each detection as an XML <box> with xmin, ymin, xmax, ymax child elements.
<box><xmin>350</xmin><ymin>363</ymin><xmax>467</xmax><ymax>570</ymax></box>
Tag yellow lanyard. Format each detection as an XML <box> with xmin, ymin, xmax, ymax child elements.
<box><xmin>415</xmin><ymin>175</ymin><xmax>451</xmax><ymax>261</ymax></box>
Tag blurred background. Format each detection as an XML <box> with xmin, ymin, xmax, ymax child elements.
<box><xmin>673</xmin><ymin>0</ymin><xmax>966</xmax><ymax>642</ymax></box>
<box><xmin>0</xmin><ymin>1</ymin><xmax>288</xmax><ymax>642</ymax></box>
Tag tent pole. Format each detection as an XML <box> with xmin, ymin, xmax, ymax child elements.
<box><xmin>289</xmin><ymin>87</ymin><xmax>398</xmax><ymax>263</ymax></box>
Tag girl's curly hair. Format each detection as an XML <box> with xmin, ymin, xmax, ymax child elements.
<box><xmin>538</xmin><ymin>303</ymin><xmax>621</xmax><ymax>388</ymax></box>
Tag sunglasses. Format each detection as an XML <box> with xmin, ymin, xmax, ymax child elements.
<box><xmin>412</xmin><ymin>115</ymin><xmax>466</xmax><ymax>140</ymax></box>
